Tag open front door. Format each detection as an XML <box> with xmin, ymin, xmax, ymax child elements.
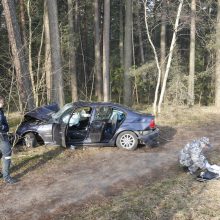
<box><xmin>52</xmin><ymin>122</ymin><xmax>67</xmax><ymax>147</ymax></box>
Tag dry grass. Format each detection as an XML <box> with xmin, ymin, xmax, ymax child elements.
<box><xmin>7</xmin><ymin>111</ymin><xmax>24</xmax><ymax>132</ymax></box>
<box><xmin>57</xmin><ymin>148</ymin><xmax>220</xmax><ymax>220</ymax></box>
<box><xmin>5</xmin><ymin>106</ymin><xmax>220</xmax><ymax>219</ymax></box>
<box><xmin>157</xmin><ymin>105</ymin><xmax>220</xmax><ymax>127</ymax></box>
<box><xmin>134</xmin><ymin>104</ymin><xmax>220</xmax><ymax>127</ymax></box>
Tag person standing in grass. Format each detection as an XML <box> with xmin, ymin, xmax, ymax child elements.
<box><xmin>0</xmin><ymin>96</ymin><xmax>17</xmax><ymax>184</ymax></box>
<box><xmin>179</xmin><ymin>137</ymin><xmax>212</xmax><ymax>174</ymax></box>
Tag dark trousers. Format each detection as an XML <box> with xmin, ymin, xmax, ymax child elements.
<box><xmin>0</xmin><ymin>134</ymin><xmax>12</xmax><ymax>179</ymax></box>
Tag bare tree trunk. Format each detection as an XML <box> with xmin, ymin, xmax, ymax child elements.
<box><xmin>119</xmin><ymin>0</ymin><xmax>124</xmax><ymax>67</ymax></box>
<box><xmin>44</xmin><ymin>2</ymin><xmax>52</xmax><ymax>104</ymax></box>
<box><xmin>160</xmin><ymin>0</ymin><xmax>166</xmax><ymax>85</ymax></box>
<box><xmin>27</xmin><ymin>0</ymin><xmax>37</xmax><ymax>103</ymax></box>
<box><xmin>188</xmin><ymin>0</ymin><xmax>196</xmax><ymax>106</ymax></box>
<box><xmin>137</xmin><ymin>2</ymin><xmax>145</xmax><ymax>64</ymax></box>
<box><xmin>123</xmin><ymin>0</ymin><xmax>133</xmax><ymax>106</ymax></box>
<box><xmin>215</xmin><ymin>0</ymin><xmax>220</xmax><ymax>107</ymax></box>
<box><xmin>46</xmin><ymin>0</ymin><xmax>64</xmax><ymax>107</ymax></box>
<box><xmin>68</xmin><ymin>0</ymin><xmax>78</xmax><ymax>102</ymax></box>
<box><xmin>158</xmin><ymin>0</ymin><xmax>184</xmax><ymax>114</ymax></box>
<box><xmin>94</xmin><ymin>0</ymin><xmax>102</xmax><ymax>101</ymax></box>
<box><xmin>2</xmin><ymin>0</ymin><xmax>35</xmax><ymax>111</ymax></box>
<box><xmin>36</xmin><ymin>22</ymin><xmax>45</xmax><ymax>107</ymax></box>
<box><xmin>103</xmin><ymin>0</ymin><xmax>110</xmax><ymax>102</ymax></box>
<box><xmin>132</xmin><ymin>21</ymin><xmax>139</xmax><ymax>104</ymax></box>
<box><xmin>19</xmin><ymin>0</ymin><xmax>28</xmax><ymax>54</ymax></box>
<box><xmin>144</xmin><ymin>2</ymin><xmax>161</xmax><ymax>115</ymax></box>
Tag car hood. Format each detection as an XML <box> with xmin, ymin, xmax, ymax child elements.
<box><xmin>25</xmin><ymin>103</ymin><xmax>60</xmax><ymax>121</ymax></box>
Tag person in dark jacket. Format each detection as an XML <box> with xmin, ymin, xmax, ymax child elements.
<box><xmin>0</xmin><ymin>96</ymin><xmax>16</xmax><ymax>184</ymax></box>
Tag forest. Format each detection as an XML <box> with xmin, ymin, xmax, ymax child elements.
<box><xmin>0</xmin><ymin>0</ymin><xmax>220</xmax><ymax>114</ymax></box>
<box><xmin>2</xmin><ymin>1</ymin><xmax>220</xmax><ymax>219</ymax></box>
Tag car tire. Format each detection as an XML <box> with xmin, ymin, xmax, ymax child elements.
<box><xmin>116</xmin><ymin>131</ymin><xmax>138</xmax><ymax>151</ymax></box>
<box><xmin>24</xmin><ymin>133</ymin><xmax>37</xmax><ymax>148</ymax></box>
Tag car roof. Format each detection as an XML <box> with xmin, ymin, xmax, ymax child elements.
<box><xmin>71</xmin><ymin>101</ymin><xmax>154</xmax><ymax>118</ymax></box>
<box><xmin>72</xmin><ymin>101</ymin><xmax>132</xmax><ymax>112</ymax></box>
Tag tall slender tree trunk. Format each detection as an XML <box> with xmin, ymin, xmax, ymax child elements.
<box><xmin>94</xmin><ymin>0</ymin><xmax>102</xmax><ymax>101</ymax></box>
<box><xmin>215</xmin><ymin>0</ymin><xmax>220</xmax><ymax>107</ymax></box>
<box><xmin>75</xmin><ymin>0</ymin><xmax>79</xmax><ymax>31</ymax></box>
<box><xmin>19</xmin><ymin>0</ymin><xmax>28</xmax><ymax>54</ymax></box>
<box><xmin>158</xmin><ymin>0</ymin><xmax>184</xmax><ymax>114</ymax></box>
<box><xmin>103</xmin><ymin>0</ymin><xmax>110</xmax><ymax>102</ymax></box>
<box><xmin>27</xmin><ymin>0</ymin><xmax>37</xmax><ymax>105</ymax></box>
<box><xmin>160</xmin><ymin>0</ymin><xmax>166</xmax><ymax>85</ymax></box>
<box><xmin>68</xmin><ymin>0</ymin><xmax>78</xmax><ymax>102</ymax></box>
<box><xmin>46</xmin><ymin>0</ymin><xmax>64</xmax><ymax>107</ymax></box>
<box><xmin>188</xmin><ymin>0</ymin><xmax>196</xmax><ymax>106</ymax></box>
<box><xmin>44</xmin><ymin>2</ymin><xmax>52</xmax><ymax>103</ymax></box>
<box><xmin>144</xmin><ymin>2</ymin><xmax>161</xmax><ymax>115</ymax></box>
<box><xmin>2</xmin><ymin>0</ymin><xmax>35</xmax><ymax>111</ymax></box>
<box><xmin>137</xmin><ymin>2</ymin><xmax>145</xmax><ymax>64</ymax></box>
<box><xmin>123</xmin><ymin>0</ymin><xmax>133</xmax><ymax>106</ymax></box>
<box><xmin>119</xmin><ymin>0</ymin><xmax>124</xmax><ymax>67</ymax></box>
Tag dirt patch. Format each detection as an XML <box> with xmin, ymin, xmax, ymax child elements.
<box><xmin>1</xmin><ymin>114</ymin><xmax>220</xmax><ymax>220</ymax></box>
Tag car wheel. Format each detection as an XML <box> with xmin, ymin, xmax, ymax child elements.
<box><xmin>116</xmin><ymin>131</ymin><xmax>138</xmax><ymax>151</ymax></box>
<box><xmin>24</xmin><ymin>133</ymin><xmax>37</xmax><ymax>148</ymax></box>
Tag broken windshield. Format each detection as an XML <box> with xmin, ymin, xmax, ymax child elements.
<box><xmin>51</xmin><ymin>103</ymin><xmax>74</xmax><ymax>122</ymax></box>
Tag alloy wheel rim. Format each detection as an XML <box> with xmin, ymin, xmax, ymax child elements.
<box><xmin>120</xmin><ymin>134</ymin><xmax>135</xmax><ymax>149</ymax></box>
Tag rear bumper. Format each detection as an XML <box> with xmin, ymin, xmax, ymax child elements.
<box><xmin>138</xmin><ymin>128</ymin><xmax>159</xmax><ymax>145</ymax></box>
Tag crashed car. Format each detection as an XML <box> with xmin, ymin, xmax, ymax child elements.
<box><xmin>16</xmin><ymin>101</ymin><xmax>159</xmax><ymax>151</ymax></box>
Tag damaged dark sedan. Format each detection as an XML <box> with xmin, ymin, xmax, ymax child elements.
<box><xmin>16</xmin><ymin>102</ymin><xmax>159</xmax><ymax>151</ymax></box>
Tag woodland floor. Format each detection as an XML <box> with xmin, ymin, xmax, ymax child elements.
<box><xmin>0</xmin><ymin>106</ymin><xmax>220</xmax><ymax>220</ymax></box>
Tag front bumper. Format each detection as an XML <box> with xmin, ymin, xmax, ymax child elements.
<box><xmin>138</xmin><ymin>128</ymin><xmax>159</xmax><ymax>146</ymax></box>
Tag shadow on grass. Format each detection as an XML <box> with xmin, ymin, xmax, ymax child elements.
<box><xmin>11</xmin><ymin>147</ymin><xmax>64</xmax><ymax>179</ymax></box>
<box><xmin>157</xmin><ymin>125</ymin><xmax>177</xmax><ymax>146</ymax></box>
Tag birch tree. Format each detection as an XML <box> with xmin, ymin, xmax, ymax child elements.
<box><xmin>188</xmin><ymin>0</ymin><xmax>196</xmax><ymax>106</ymax></box>
<box><xmin>157</xmin><ymin>0</ymin><xmax>184</xmax><ymax>114</ymax></box>
<box><xmin>144</xmin><ymin>0</ymin><xmax>184</xmax><ymax>114</ymax></box>
<box><xmin>144</xmin><ymin>2</ymin><xmax>162</xmax><ymax>115</ymax></box>
<box><xmin>160</xmin><ymin>0</ymin><xmax>167</xmax><ymax>84</ymax></box>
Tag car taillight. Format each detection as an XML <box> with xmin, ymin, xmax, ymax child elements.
<box><xmin>149</xmin><ymin>119</ymin><xmax>156</xmax><ymax>129</ymax></box>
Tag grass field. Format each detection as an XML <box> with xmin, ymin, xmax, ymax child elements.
<box><xmin>4</xmin><ymin>105</ymin><xmax>220</xmax><ymax>219</ymax></box>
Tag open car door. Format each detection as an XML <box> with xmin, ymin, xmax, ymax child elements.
<box><xmin>65</xmin><ymin>106</ymin><xmax>92</xmax><ymax>145</ymax></box>
<box><xmin>52</xmin><ymin>122</ymin><xmax>67</xmax><ymax>147</ymax></box>
<box><xmin>86</xmin><ymin>106</ymin><xmax>113</xmax><ymax>143</ymax></box>
<box><xmin>52</xmin><ymin>107</ymin><xmax>75</xmax><ymax>147</ymax></box>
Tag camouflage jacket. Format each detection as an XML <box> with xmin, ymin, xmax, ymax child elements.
<box><xmin>179</xmin><ymin>140</ymin><xmax>207</xmax><ymax>169</ymax></box>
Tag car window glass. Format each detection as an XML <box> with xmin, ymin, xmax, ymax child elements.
<box><xmin>110</xmin><ymin>109</ymin><xmax>126</xmax><ymax>123</ymax></box>
<box><xmin>52</xmin><ymin>103</ymin><xmax>73</xmax><ymax>121</ymax></box>
<box><xmin>60</xmin><ymin>108</ymin><xmax>75</xmax><ymax>124</ymax></box>
<box><xmin>67</xmin><ymin>107</ymin><xmax>92</xmax><ymax>126</ymax></box>
<box><xmin>94</xmin><ymin>106</ymin><xmax>113</xmax><ymax>121</ymax></box>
